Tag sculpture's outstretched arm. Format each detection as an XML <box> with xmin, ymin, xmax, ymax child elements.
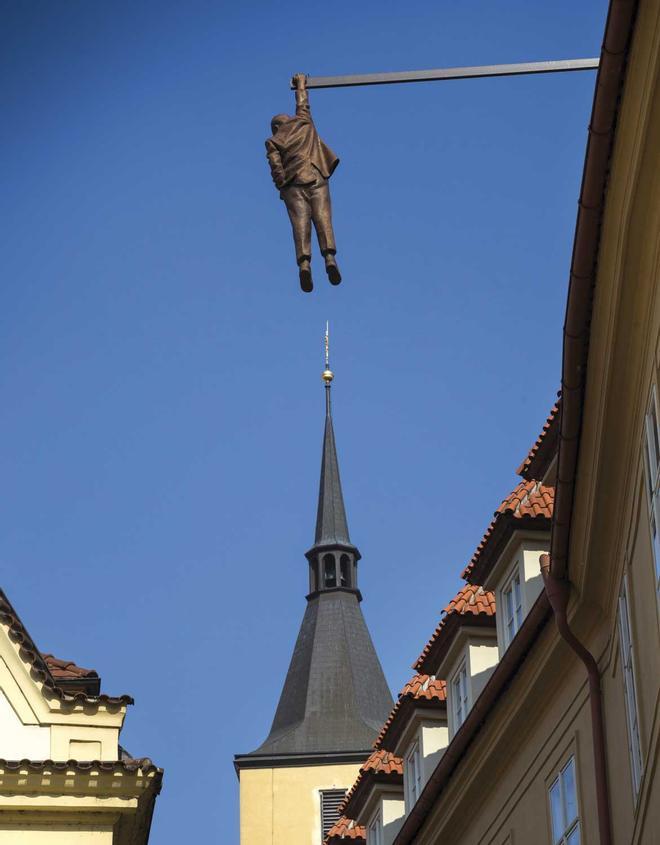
<box><xmin>292</xmin><ymin>73</ymin><xmax>311</xmax><ymax>119</ymax></box>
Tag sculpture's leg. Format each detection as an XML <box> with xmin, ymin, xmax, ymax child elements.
<box><xmin>282</xmin><ymin>185</ymin><xmax>313</xmax><ymax>292</ymax></box>
<box><xmin>282</xmin><ymin>186</ymin><xmax>312</xmax><ymax>266</ymax></box>
<box><xmin>309</xmin><ymin>178</ymin><xmax>336</xmax><ymax>255</ymax></box>
<box><xmin>310</xmin><ymin>179</ymin><xmax>341</xmax><ymax>285</ymax></box>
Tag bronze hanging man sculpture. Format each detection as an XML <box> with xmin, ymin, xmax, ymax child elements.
<box><xmin>266</xmin><ymin>73</ymin><xmax>341</xmax><ymax>293</ymax></box>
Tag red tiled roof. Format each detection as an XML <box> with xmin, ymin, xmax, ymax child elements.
<box><xmin>0</xmin><ymin>589</ymin><xmax>132</xmax><ymax>707</ymax></box>
<box><xmin>414</xmin><ymin>585</ymin><xmax>496</xmax><ymax>674</ymax></box>
<box><xmin>375</xmin><ymin>675</ymin><xmax>446</xmax><ymax>750</ymax></box>
<box><xmin>462</xmin><ymin>480</ymin><xmax>554</xmax><ymax>584</ymax></box>
<box><xmin>324</xmin><ymin>816</ymin><xmax>366</xmax><ymax>843</ymax></box>
<box><xmin>42</xmin><ymin>654</ymin><xmax>98</xmax><ymax>681</ymax></box>
<box><xmin>340</xmin><ymin>749</ymin><xmax>404</xmax><ymax>820</ymax></box>
<box><xmin>360</xmin><ymin>748</ymin><xmax>404</xmax><ymax>776</ymax></box>
<box><xmin>517</xmin><ymin>396</ymin><xmax>561</xmax><ymax>481</ymax></box>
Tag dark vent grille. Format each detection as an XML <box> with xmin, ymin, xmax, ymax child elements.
<box><xmin>320</xmin><ymin>789</ymin><xmax>346</xmax><ymax>840</ymax></box>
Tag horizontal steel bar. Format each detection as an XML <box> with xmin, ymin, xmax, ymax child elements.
<box><xmin>292</xmin><ymin>58</ymin><xmax>600</xmax><ymax>90</ymax></box>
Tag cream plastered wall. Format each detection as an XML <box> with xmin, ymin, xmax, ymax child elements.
<box><xmin>467</xmin><ymin>639</ymin><xmax>499</xmax><ymax>701</ymax></box>
<box><xmin>381</xmin><ymin>794</ymin><xmax>405</xmax><ymax>845</ymax></box>
<box><xmin>239</xmin><ymin>762</ymin><xmax>361</xmax><ymax>845</ymax></box>
<box><xmin>0</xmin><ymin>688</ymin><xmax>50</xmax><ymax>759</ymax></box>
<box><xmin>0</xmin><ymin>825</ymin><xmax>114</xmax><ymax>844</ymax></box>
<box><xmin>420</xmin><ymin>722</ymin><xmax>448</xmax><ymax>783</ymax></box>
<box><xmin>0</xmin><ymin>626</ymin><xmax>124</xmax><ymax>761</ymax></box>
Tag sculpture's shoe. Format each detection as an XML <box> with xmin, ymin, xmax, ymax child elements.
<box><xmin>299</xmin><ymin>262</ymin><xmax>313</xmax><ymax>293</ymax></box>
<box><xmin>325</xmin><ymin>255</ymin><xmax>342</xmax><ymax>285</ymax></box>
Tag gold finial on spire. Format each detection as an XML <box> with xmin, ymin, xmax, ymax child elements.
<box><xmin>322</xmin><ymin>321</ymin><xmax>334</xmax><ymax>384</ymax></box>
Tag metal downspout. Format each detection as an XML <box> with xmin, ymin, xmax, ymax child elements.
<box><xmin>540</xmin><ymin>554</ymin><xmax>612</xmax><ymax>845</ymax></box>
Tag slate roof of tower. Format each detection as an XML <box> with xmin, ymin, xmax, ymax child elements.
<box><xmin>239</xmin><ymin>380</ymin><xmax>392</xmax><ymax>760</ymax></box>
<box><xmin>250</xmin><ymin>590</ymin><xmax>393</xmax><ymax>756</ymax></box>
<box><xmin>312</xmin><ymin>392</ymin><xmax>354</xmax><ymax>549</ymax></box>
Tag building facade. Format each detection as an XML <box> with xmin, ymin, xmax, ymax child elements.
<box><xmin>0</xmin><ymin>589</ymin><xmax>161</xmax><ymax>843</ymax></box>
<box><xmin>328</xmin><ymin>0</ymin><xmax>660</xmax><ymax>843</ymax></box>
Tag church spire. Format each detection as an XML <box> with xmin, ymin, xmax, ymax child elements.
<box><xmin>235</xmin><ymin>327</ymin><xmax>392</xmax><ymax>762</ymax></box>
<box><xmin>313</xmin><ymin>323</ymin><xmax>352</xmax><ymax>548</ymax></box>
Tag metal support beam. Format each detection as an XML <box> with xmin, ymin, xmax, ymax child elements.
<box><xmin>292</xmin><ymin>58</ymin><xmax>600</xmax><ymax>90</ymax></box>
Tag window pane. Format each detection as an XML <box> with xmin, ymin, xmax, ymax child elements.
<box><xmin>562</xmin><ymin>758</ymin><xmax>578</xmax><ymax>826</ymax></box>
<box><xmin>644</xmin><ymin>439</ymin><xmax>655</xmax><ymax>498</ymax></box>
<box><xmin>505</xmin><ymin>588</ymin><xmax>513</xmax><ymax>624</ymax></box>
<box><xmin>549</xmin><ymin>779</ymin><xmax>563</xmax><ymax>843</ymax></box>
<box><xmin>651</xmin><ymin>398</ymin><xmax>660</xmax><ymax>473</ymax></box>
<box><xmin>513</xmin><ymin>574</ymin><xmax>521</xmax><ymax>606</ymax></box>
<box><xmin>653</xmin><ymin>499</ymin><xmax>660</xmax><ymax>582</ymax></box>
<box><xmin>567</xmin><ymin>823</ymin><xmax>581</xmax><ymax>845</ymax></box>
<box><xmin>618</xmin><ymin>580</ymin><xmax>643</xmax><ymax>797</ymax></box>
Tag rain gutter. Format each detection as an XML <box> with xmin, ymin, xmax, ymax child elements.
<box><xmin>551</xmin><ymin>0</ymin><xmax>638</xmax><ymax>580</ymax></box>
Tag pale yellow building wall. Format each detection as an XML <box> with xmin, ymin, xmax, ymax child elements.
<box><xmin>381</xmin><ymin>795</ymin><xmax>405</xmax><ymax>844</ymax></box>
<box><xmin>467</xmin><ymin>638</ymin><xmax>499</xmax><ymax>701</ymax></box>
<box><xmin>0</xmin><ymin>826</ymin><xmax>114</xmax><ymax>844</ymax></box>
<box><xmin>420</xmin><ymin>721</ymin><xmax>448</xmax><ymax>782</ymax></box>
<box><xmin>407</xmin><ymin>1</ymin><xmax>660</xmax><ymax>842</ymax></box>
<box><xmin>0</xmin><ymin>631</ymin><xmax>123</xmax><ymax>763</ymax></box>
<box><xmin>239</xmin><ymin>762</ymin><xmax>361</xmax><ymax>845</ymax></box>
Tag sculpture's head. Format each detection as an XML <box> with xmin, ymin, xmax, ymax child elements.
<box><xmin>271</xmin><ymin>113</ymin><xmax>290</xmax><ymax>134</ymax></box>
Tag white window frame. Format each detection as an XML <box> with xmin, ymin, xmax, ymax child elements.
<box><xmin>404</xmin><ymin>738</ymin><xmax>422</xmax><ymax>811</ymax></box>
<box><xmin>548</xmin><ymin>756</ymin><xmax>580</xmax><ymax>845</ymax></box>
<box><xmin>450</xmin><ymin>660</ymin><xmax>469</xmax><ymax>733</ymax></box>
<box><xmin>367</xmin><ymin>807</ymin><xmax>383</xmax><ymax>845</ymax></box>
<box><xmin>618</xmin><ymin>574</ymin><xmax>643</xmax><ymax>798</ymax></box>
<box><xmin>501</xmin><ymin>565</ymin><xmax>524</xmax><ymax>647</ymax></box>
<box><xmin>643</xmin><ymin>386</ymin><xmax>660</xmax><ymax>590</ymax></box>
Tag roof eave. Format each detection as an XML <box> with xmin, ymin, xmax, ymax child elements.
<box><xmin>414</xmin><ymin>613</ymin><xmax>496</xmax><ymax>675</ymax></box>
<box><xmin>551</xmin><ymin>0</ymin><xmax>639</xmax><ymax>580</ymax></box>
<box><xmin>463</xmin><ymin>514</ymin><xmax>552</xmax><ymax>584</ymax></box>
<box><xmin>393</xmin><ymin>592</ymin><xmax>551</xmax><ymax>843</ymax></box>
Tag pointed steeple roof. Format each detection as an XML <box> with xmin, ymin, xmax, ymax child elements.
<box><xmin>235</xmin><ymin>330</ymin><xmax>392</xmax><ymax>766</ymax></box>
<box><xmin>312</xmin><ymin>378</ymin><xmax>354</xmax><ymax>549</ymax></box>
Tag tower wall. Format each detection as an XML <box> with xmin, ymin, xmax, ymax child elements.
<box><xmin>239</xmin><ymin>762</ymin><xmax>360</xmax><ymax>845</ymax></box>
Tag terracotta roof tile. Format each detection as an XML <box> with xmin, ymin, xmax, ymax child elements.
<box><xmin>340</xmin><ymin>749</ymin><xmax>403</xmax><ymax>819</ymax></box>
<box><xmin>517</xmin><ymin>395</ymin><xmax>561</xmax><ymax>480</ymax></box>
<box><xmin>461</xmin><ymin>480</ymin><xmax>554</xmax><ymax>584</ymax></box>
<box><xmin>41</xmin><ymin>654</ymin><xmax>98</xmax><ymax>680</ymax></box>
<box><xmin>0</xmin><ymin>590</ymin><xmax>132</xmax><ymax>708</ymax></box>
<box><xmin>375</xmin><ymin>675</ymin><xmax>446</xmax><ymax>750</ymax></box>
<box><xmin>414</xmin><ymin>585</ymin><xmax>496</xmax><ymax>674</ymax></box>
<box><xmin>324</xmin><ymin>816</ymin><xmax>366</xmax><ymax>843</ymax></box>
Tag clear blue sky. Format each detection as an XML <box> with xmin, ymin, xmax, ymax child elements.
<box><xmin>1</xmin><ymin>1</ymin><xmax>606</xmax><ymax>840</ymax></box>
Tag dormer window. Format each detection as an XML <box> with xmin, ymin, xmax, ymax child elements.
<box><xmin>367</xmin><ymin>809</ymin><xmax>383</xmax><ymax>845</ymax></box>
<box><xmin>404</xmin><ymin>739</ymin><xmax>422</xmax><ymax>810</ymax></box>
<box><xmin>502</xmin><ymin>568</ymin><xmax>523</xmax><ymax>646</ymax></box>
<box><xmin>323</xmin><ymin>554</ymin><xmax>337</xmax><ymax>588</ymax></box>
<box><xmin>451</xmin><ymin>661</ymin><xmax>469</xmax><ymax>731</ymax></box>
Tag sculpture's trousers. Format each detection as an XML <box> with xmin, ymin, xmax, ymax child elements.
<box><xmin>281</xmin><ymin>177</ymin><xmax>336</xmax><ymax>265</ymax></box>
